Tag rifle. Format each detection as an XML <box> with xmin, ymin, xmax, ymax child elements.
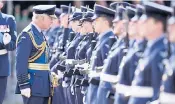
<box><xmin>68</xmin><ymin>32</ymin><xmax>76</xmax><ymax>42</ymax></box>
<box><xmin>108</xmin><ymin>36</ymin><xmax>117</xmax><ymax>49</ymax></box>
<box><xmin>67</xmin><ymin>3</ymin><xmax>72</xmax><ymax>26</ymax></box>
<box><xmin>166</xmin><ymin>5</ymin><xmax>175</xmax><ymax>58</ymax></box>
<box><xmin>62</xmin><ymin>4</ymin><xmax>72</xmax><ymax>52</ymax></box>
<box><xmin>123</xmin><ymin>8</ymin><xmax>130</xmax><ymax>49</ymax></box>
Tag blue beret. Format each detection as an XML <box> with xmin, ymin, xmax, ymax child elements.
<box><xmin>131</xmin><ymin>4</ymin><xmax>145</xmax><ymax>22</ymax></box>
<box><xmin>33</xmin><ymin>5</ymin><xmax>57</xmax><ymax>18</ymax></box>
<box><xmin>126</xmin><ymin>6</ymin><xmax>136</xmax><ymax>20</ymax></box>
<box><xmin>110</xmin><ymin>2</ymin><xmax>130</xmax><ymax>10</ymax></box>
<box><xmin>81</xmin><ymin>11</ymin><xmax>94</xmax><ymax>22</ymax></box>
<box><xmin>60</xmin><ymin>5</ymin><xmax>72</xmax><ymax>14</ymax></box>
<box><xmin>55</xmin><ymin>8</ymin><xmax>62</xmax><ymax>18</ymax></box>
<box><xmin>92</xmin><ymin>4</ymin><xmax>115</xmax><ymax>20</ymax></box>
<box><xmin>113</xmin><ymin>6</ymin><xmax>126</xmax><ymax>22</ymax></box>
<box><xmin>140</xmin><ymin>2</ymin><xmax>172</xmax><ymax>21</ymax></box>
<box><xmin>69</xmin><ymin>12</ymin><xmax>83</xmax><ymax>21</ymax></box>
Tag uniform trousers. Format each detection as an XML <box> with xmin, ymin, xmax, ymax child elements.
<box><xmin>0</xmin><ymin>76</ymin><xmax>8</xmax><ymax>104</ymax></box>
<box><xmin>22</xmin><ymin>96</ymin><xmax>49</xmax><ymax>104</ymax></box>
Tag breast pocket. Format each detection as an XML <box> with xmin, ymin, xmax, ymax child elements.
<box><xmin>31</xmin><ymin>72</ymin><xmax>44</xmax><ymax>94</ymax></box>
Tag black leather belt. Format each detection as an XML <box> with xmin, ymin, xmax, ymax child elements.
<box><xmin>89</xmin><ymin>78</ymin><xmax>100</xmax><ymax>86</ymax></box>
<box><xmin>81</xmin><ymin>78</ymin><xmax>89</xmax><ymax>87</ymax></box>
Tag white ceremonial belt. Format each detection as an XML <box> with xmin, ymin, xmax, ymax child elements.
<box><xmin>75</xmin><ymin>63</ymin><xmax>89</xmax><ymax>70</ymax></box>
<box><xmin>115</xmin><ymin>84</ymin><xmax>131</xmax><ymax>96</ymax></box>
<box><xmin>65</xmin><ymin>59</ymin><xmax>74</xmax><ymax>65</ymax></box>
<box><xmin>159</xmin><ymin>92</ymin><xmax>175</xmax><ymax>104</ymax></box>
<box><xmin>89</xmin><ymin>71</ymin><xmax>101</xmax><ymax>78</ymax></box>
<box><xmin>100</xmin><ymin>73</ymin><xmax>118</xmax><ymax>83</ymax></box>
<box><xmin>0</xmin><ymin>49</ymin><xmax>7</xmax><ymax>55</ymax></box>
<box><xmin>129</xmin><ymin>86</ymin><xmax>153</xmax><ymax>98</ymax></box>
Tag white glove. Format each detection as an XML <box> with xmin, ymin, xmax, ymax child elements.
<box><xmin>3</xmin><ymin>33</ymin><xmax>11</xmax><ymax>45</ymax></box>
<box><xmin>57</xmin><ymin>70</ymin><xmax>64</xmax><ymax>79</ymax></box>
<box><xmin>75</xmin><ymin>63</ymin><xmax>89</xmax><ymax>70</ymax></box>
<box><xmin>21</xmin><ymin>88</ymin><xmax>31</xmax><ymax>98</ymax></box>
<box><xmin>65</xmin><ymin>59</ymin><xmax>73</xmax><ymax>65</ymax></box>
<box><xmin>83</xmin><ymin>63</ymin><xmax>89</xmax><ymax>70</ymax></box>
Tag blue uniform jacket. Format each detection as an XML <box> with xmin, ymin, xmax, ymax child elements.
<box><xmin>86</xmin><ymin>30</ymin><xmax>114</xmax><ymax>104</ymax></box>
<box><xmin>129</xmin><ymin>36</ymin><xmax>166</xmax><ymax>104</ymax></box>
<box><xmin>46</xmin><ymin>26</ymin><xmax>60</xmax><ymax>48</ymax></box>
<box><xmin>96</xmin><ymin>36</ymin><xmax>128</xmax><ymax>104</ymax></box>
<box><xmin>86</xmin><ymin>33</ymin><xmax>97</xmax><ymax>63</ymax></box>
<box><xmin>118</xmin><ymin>40</ymin><xmax>146</xmax><ymax>86</ymax></box>
<box><xmin>159</xmin><ymin>45</ymin><xmax>175</xmax><ymax>103</ymax></box>
<box><xmin>51</xmin><ymin>32</ymin><xmax>83</xmax><ymax>73</ymax></box>
<box><xmin>0</xmin><ymin>13</ymin><xmax>17</xmax><ymax>76</ymax></box>
<box><xmin>66</xmin><ymin>33</ymin><xmax>84</xmax><ymax>59</ymax></box>
<box><xmin>75</xmin><ymin>34</ymin><xmax>90</xmax><ymax>60</ymax></box>
<box><xmin>90</xmin><ymin>31</ymin><xmax>114</xmax><ymax>70</ymax></box>
<box><xmin>15</xmin><ymin>24</ymin><xmax>51</xmax><ymax>97</ymax></box>
<box><xmin>161</xmin><ymin>54</ymin><xmax>175</xmax><ymax>93</ymax></box>
<box><xmin>58</xmin><ymin>28</ymin><xmax>71</xmax><ymax>52</ymax></box>
<box><xmin>114</xmin><ymin>40</ymin><xmax>146</xmax><ymax>104</ymax></box>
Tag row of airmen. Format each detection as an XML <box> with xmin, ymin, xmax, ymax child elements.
<box><xmin>44</xmin><ymin>1</ymin><xmax>175</xmax><ymax>104</ymax></box>
<box><xmin>11</xmin><ymin>1</ymin><xmax>175</xmax><ymax>104</ymax></box>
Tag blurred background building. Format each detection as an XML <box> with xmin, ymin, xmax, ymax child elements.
<box><xmin>0</xmin><ymin>0</ymin><xmax>170</xmax><ymax>34</ymax></box>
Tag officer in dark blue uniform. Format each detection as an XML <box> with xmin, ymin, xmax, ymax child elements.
<box><xmin>15</xmin><ymin>5</ymin><xmax>58</xmax><ymax>104</ymax></box>
<box><xmin>158</xmin><ymin>5</ymin><xmax>175</xmax><ymax>104</ymax></box>
<box><xmin>96</xmin><ymin>4</ymin><xmax>135</xmax><ymax>104</ymax></box>
<box><xmin>46</xmin><ymin>8</ymin><xmax>67</xmax><ymax>104</ymax></box>
<box><xmin>64</xmin><ymin>10</ymin><xmax>83</xmax><ymax>104</ymax></box>
<box><xmin>50</xmin><ymin>9</ymin><xmax>83</xmax><ymax>104</ymax></box>
<box><xmin>74</xmin><ymin>12</ymin><xmax>94</xmax><ymax>61</ymax></box>
<box><xmin>49</xmin><ymin>5</ymin><xmax>72</xmax><ymax>69</ymax></box>
<box><xmin>127</xmin><ymin>2</ymin><xmax>172</xmax><ymax>104</ymax></box>
<box><xmin>45</xmin><ymin>8</ymin><xmax>62</xmax><ymax>49</ymax></box>
<box><xmin>0</xmin><ymin>1</ymin><xmax>17</xmax><ymax>104</ymax></box>
<box><xmin>45</xmin><ymin>8</ymin><xmax>62</xmax><ymax>61</ymax></box>
<box><xmin>114</xmin><ymin>4</ymin><xmax>147</xmax><ymax>104</ymax></box>
<box><xmin>79</xmin><ymin>7</ymin><xmax>97</xmax><ymax>64</ymax></box>
<box><xmin>75</xmin><ymin>12</ymin><xmax>98</xmax><ymax>104</ymax></box>
<box><xmin>86</xmin><ymin>4</ymin><xmax>115</xmax><ymax>104</ymax></box>
<box><xmin>67</xmin><ymin>11</ymin><xmax>95</xmax><ymax>104</ymax></box>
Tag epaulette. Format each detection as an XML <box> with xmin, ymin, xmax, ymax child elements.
<box><xmin>22</xmin><ymin>24</ymin><xmax>31</xmax><ymax>33</ymax></box>
<box><xmin>16</xmin><ymin>24</ymin><xmax>31</xmax><ymax>47</ymax></box>
<box><xmin>16</xmin><ymin>24</ymin><xmax>47</xmax><ymax>62</ymax></box>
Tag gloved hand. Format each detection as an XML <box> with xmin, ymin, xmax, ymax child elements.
<box><xmin>51</xmin><ymin>72</ymin><xmax>59</xmax><ymax>87</ymax></box>
<box><xmin>57</xmin><ymin>70</ymin><xmax>64</xmax><ymax>79</ymax></box>
<box><xmin>21</xmin><ymin>88</ymin><xmax>31</xmax><ymax>98</ymax></box>
<box><xmin>3</xmin><ymin>33</ymin><xmax>11</xmax><ymax>45</ymax></box>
